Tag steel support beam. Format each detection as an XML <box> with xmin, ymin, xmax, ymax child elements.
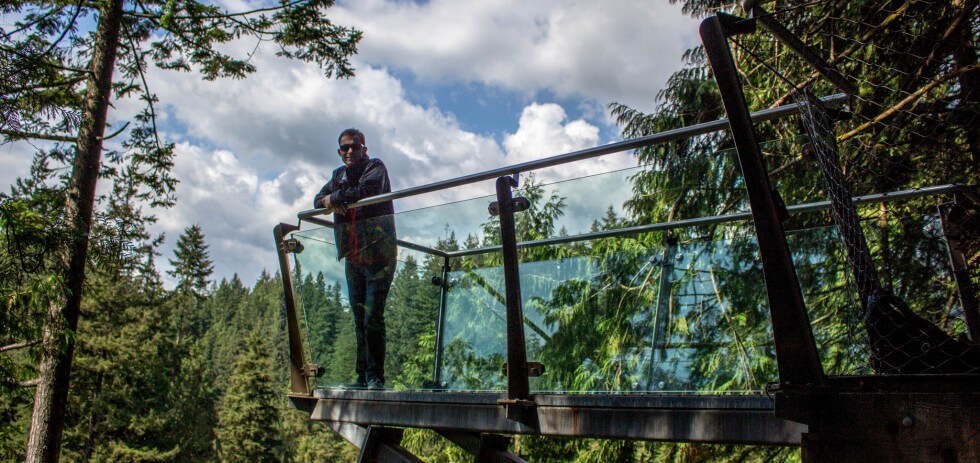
<box><xmin>773</xmin><ymin>376</ymin><xmax>980</xmax><ymax>463</ymax></box>
<box><xmin>700</xmin><ymin>14</ymin><xmax>824</xmax><ymax>387</ymax></box>
<box><xmin>294</xmin><ymin>391</ymin><xmax>805</xmax><ymax>445</ymax></box>
<box><xmin>436</xmin><ymin>431</ymin><xmax>528</xmax><ymax>463</ymax></box>
<box><xmin>358</xmin><ymin>427</ymin><xmax>424</xmax><ymax>463</ymax></box>
<box><xmin>938</xmin><ymin>195</ymin><xmax>980</xmax><ymax>342</ymax></box>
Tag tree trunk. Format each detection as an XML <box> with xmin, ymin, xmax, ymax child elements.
<box><xmin>25</xmin><ymin>0</ymin><xmax>125</xmax><ymax>461</ymax></box>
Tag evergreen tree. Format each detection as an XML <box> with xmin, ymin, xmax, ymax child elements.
<box><xmin>386</xmin><ymin>255</ymin><xmax>441</xmax><ymax>385</ymax></box>
<box><xmin>215</xmin><ymin>331</ymin><xmax>282</xmax><ymax>463</ymax></box>
<box><xmin>168</xmin><ymin>225</ymin><xmax>214</xmax><ymax>299</ymax></box>
<box><xmin>2</xmin><ymin>0</ymin><xmax>361</xmax><ymax>458</ymax></box>
<box><xmin>0</xmin><ymin>155</ymin><xmax>68</xmax><ymax>461</ymax></box>
<box><xmin>167</xmin><ymin>225</ymin><xmax>214</xmax><ymax>366</ymax></box>
<box><xmin>170</xmin><ymin>343</ymin><xmax>218</xmax><ymax>463</ymax></box>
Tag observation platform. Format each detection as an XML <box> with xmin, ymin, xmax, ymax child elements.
<box><xmin>274</xmin><ymin>9</ymin><xmax>979</xmax><ymax>458</ymax></box>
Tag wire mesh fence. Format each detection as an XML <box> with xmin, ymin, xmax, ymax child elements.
<box><xmin>722</xmin><ymin>0</ymin><xmax>980</xmax><ymax>375</ymax></box>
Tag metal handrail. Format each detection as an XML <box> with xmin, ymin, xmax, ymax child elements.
<box><xmin>447</xmin><ymin>184</ymin><xmax>966</xmax><ymax>258</ymax></box>
<box><xmin>296</xmin><ymin>184</ymin><xmax>966</xmax><ymax>259</ymax></box>
<box><xmin>297</xmin><ymin>93</ymin><xmax>849</xmax><ymax>222</ymax></box>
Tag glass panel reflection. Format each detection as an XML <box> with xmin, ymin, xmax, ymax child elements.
<box><xmin>289</xmin><ymin>216</ymin><xmax>442</xmax><ymax>390</ymax></box>
<box><xmin>284</xmin><ymin>168</ymin><xmax>965</xmax><ymax>395</ymax></box>
<box><xmin>436</xmin><ymin>224</ymin><xmax>869</xmax><ymax>394</ymax></box>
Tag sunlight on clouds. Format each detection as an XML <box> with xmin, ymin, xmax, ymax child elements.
<box><xmin>504</xmin><ymin>103</ymin><xmax>599</xmax><ymax>162</ymax></box>
<box><xmin>334</xmin><ymin>0</ymin><xmax>701</xmax><ymax>112</ymax></box>
<box><xmin>504</xmin><ymin>103</ymin><xmax>634</xmax><ymax>181</ymax></box>
<box><xmin>0</xmin><ymin>0</ymin><xmax>704</xmax><ymax>288</ymax></box>
<box><xmin>155</xmin><ymin>143</ymin><xmax>323</xmax><ymax>286</ymax></box>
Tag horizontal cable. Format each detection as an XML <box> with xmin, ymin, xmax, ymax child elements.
<box><xmin>445</xmin><ymin>184</ymin><xmax>965</xmax><ymax>258</ymax></box>
<box><xmin>299</xmin><ymin>183</ymin><xmax>964</xmax><ymax>259</ymax></box>
<box><xmin>297</xmin><ymin>93</ymin><xmax>849</xmax><ymax>221</ymax></box>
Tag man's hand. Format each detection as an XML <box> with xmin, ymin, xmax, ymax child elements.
<box><xmin>322</xmin><ymin>196</ymin><xmax>347</xmax><ymax>214</ymax></box>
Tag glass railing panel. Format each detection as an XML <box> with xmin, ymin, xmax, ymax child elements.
<box><xmin>288</xmin><ymin>214</ymin><xmax>444</xmax><ymax>390</ymax></box>
<box><xmin>437</xmin><ymin>256</ymin><xmax>508</xmax><ymax>391</ymax></box>
<box><xmin>434</xmin><ymin>220</ymin><xmax>920</xmax><ymax>394</ymax></box>
<box><xmin>436</xmin><ymin>227</ymin><xmax>781</xmax><ymax>394</ymax></box>
<box><xmin>288</xmin><ymin>225</ymin><xmax>346</xmax><ymax>388</ymax></box>
<box><xmin>395</xmin><ymin>193</ymin><xmax>496</xmax><ymax>259</ymax></box>
<box><xmin>287</xmin><ymin>164</ymin><xmax>969</xmax><ymax>397</ymax></box>
<box><xmin>793</xmin><ymin>201</ymin><xmax>971</xmax><ymax>376</ymax></box>
<box><xmin>515</xmin><ymin>232</ymin><xmax>779</xmax><ymax>394</ymax></box>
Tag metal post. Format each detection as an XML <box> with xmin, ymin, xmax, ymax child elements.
<box><xmin>938</xmin><ymin>197</ymin><xmax>980</xmax><ymax>342</ymax></box>
<box><xmin>700</xmin><ymin>15</ymin><xmax>824</xmax><ymax>386</ymax></box>
<box><xmin>744</xmin><ymin>2</ymin><xmax>857</xmax><ymax>96</ymax></box>
<box><xmin>274</xmin><ymin>223</ymin><xmax>311</xmax><ymax>395</ymax></box>
<box><xmin>494</xmin><ymin>175</ymin><xmax>535</xmax><ymax>423</ymax></box>
<box><xmin>647</xmin><ymin>235</ymin><xmax>677</xmax><ymax>390</ymax></box>
<box><xmin>432</xmin><ymin>256</ymin><xmax>452</xmax><ymax>388</ymax></box>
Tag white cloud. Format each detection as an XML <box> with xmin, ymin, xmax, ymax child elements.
<box><xmin>333</xmin><ymin>0</ymin><xmax>701</xmax><ymax>112</ymax></box>
<box><xmin>148</xmin><ymin>55</ymin><xmax>644</xmax><ymax>285</ymax></box>
<box><xmin>4</xmin><ymin>0</ymin><xmax>705</xmax><ymax>286</ymax></box>
<box><xmin>0</xmin><ymin>142</ymin><xmax>37</xmax><ymax>192</ymax></box>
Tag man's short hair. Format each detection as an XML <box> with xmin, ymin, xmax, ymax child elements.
<box><xmin>338</xmin><ymin>128</ymin><xmax>366</xmax><ymax>145</ymax></box>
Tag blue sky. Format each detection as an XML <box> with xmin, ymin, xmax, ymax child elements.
<box><xmin>1</xmin><ymin>0</ymin><xmax>703</xmax><ymax>286</ymax></box>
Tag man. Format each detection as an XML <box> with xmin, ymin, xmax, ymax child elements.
<box><xmin>314</xmin><ymin>128</ymin><xmax>397</xmax><ymax>390</ymax></box>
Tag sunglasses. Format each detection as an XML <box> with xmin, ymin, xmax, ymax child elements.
<box><xmin>338</xmin><ymin>143</ymin><xmax>363</xmax><ymax>153</ymax></box>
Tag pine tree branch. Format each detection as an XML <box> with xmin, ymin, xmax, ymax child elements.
<box><xmin>1</xmin><ymin>129</ymin><xmax>76</xmax><ymax>143</ymax></box>
<box><xmin>0</xmin><ymin>43</ymin><xmax>91</xmax><ymax>75</ymax></box>
<box><xmin>1</xmin><ymin>6</ymin><xmax>62</xmax><ymax>39</ymax></box>
<box><xmin>123</xmin><ymin>24</ymin><xmax>161</xmax><ymax>150</ymax></box>
<box><xmin>1</xmin><ymin>340</ymin><xmax>40</xmax><ymax>353</ymax></box>
<box><xmin>839</xmin><ymin>63</ymin><xmax>980</xmax><ymax>141</ymax></box>
<box><xmin>124</xmin><ymin>0</ymin><xmax>309</xmax><ymax>21</ymax></box>
<box><xmin>770</xmin><ymin>0</ymin><xmax>918</xmax><ymax>108</ymax></box>
<box><xmin>3</xmin><ymin>76</ymin><xmax>88</xmax><ymax>95</ymax></box>
<box><xmin>1</xmin><ymin>121</ymin><xmax>128</xmax><ymax>143</ymax></box>
<box><xmin>21</xmin><ymin>378</ymin><xmax>40</xmax><ymax>388</ymax></box>
<box><xmin>912</xmin><ymin>0</ymin><xmax>978</xmax><ymax>83</ymax></box>
<box><xmin>41</xmin><ymin>0</ymin><xmax>84</xmax><ymax>57</ymax></box>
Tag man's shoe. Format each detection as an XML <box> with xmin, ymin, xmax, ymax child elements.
<box><xmin>367</xmin><ymin>378</ymin><xmax>385</xmax><ymax>390</ymax></box>
<box><xmin>341</xmin><ymin>380</ymin><xmax>367</xmax><ymax>389</ymax></box>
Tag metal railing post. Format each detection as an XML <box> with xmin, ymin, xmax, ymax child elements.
<box><xmin>700</xmin><ymin>14</ymin><xmax>824</xmax><ymax>386</ymax></box>
<box><xmin>647</xmin><ymin>235</ymin><xmax>677</xmax><ymax>390</ymax></box>
<box><xmin>274</xmin><ymin>223</ymin><xmax>311</xmax><ymax>395</ymax></box>
<box><xmin>494</xmin><ymin>175</ymin><xmax>535</xmax><ymax>424</ymax></box>
<box><xmin>938</xmin><ymin>195</ymin><xmax>980</xmax><ymax>342</ymax></box>
<box><xmin>432</xmin><ymin>256</ymin><xmax>451</xmax><ymax>388</ymax></box>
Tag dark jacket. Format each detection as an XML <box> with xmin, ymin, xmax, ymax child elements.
<box><xmin>314</xmin><ymin>157</ymin><xmax>396</xmax><ymax>263</ymax></box>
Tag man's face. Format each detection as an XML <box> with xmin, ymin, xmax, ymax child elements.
<box><xmin>338</xmin><ymin>135</ymin><xmax>367</xmax><ymax>167</ymax></box>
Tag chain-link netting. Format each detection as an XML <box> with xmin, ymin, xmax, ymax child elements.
<box><xmin>793</xmin><ymin>90</ymin><xmax>979</xmax><ymax>374</ymax></box>
<box><xmin>721</xmin><ymin>0</ymin><xmax>980</xmax><ymax>374</ymax></box>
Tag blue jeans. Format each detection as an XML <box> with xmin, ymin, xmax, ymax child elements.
<box><xmin>345</xmin><ymin>255</ymin><xmax>395</xmax><ymax>383</ymax></box>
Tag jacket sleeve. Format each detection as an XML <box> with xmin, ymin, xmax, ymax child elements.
<box><xmin>329</xmin><ymin>160</ymin><xmax>390</xmax><ymax>206</ymax></box>
<box><xmin>313</xmin><ymin>178</ymin><xmax>335</xmax><ymax>209</ymax></box>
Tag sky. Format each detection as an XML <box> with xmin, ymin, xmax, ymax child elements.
<box><xmin>1</xmin><ymin>0</ymin><xmax>703</xmax><ymax>287</ymax></box>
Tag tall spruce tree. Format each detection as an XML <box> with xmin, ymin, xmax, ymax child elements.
<box><xmin>168</xmin><ymin>224</ymin><xmax>214</xmax><ymax>354</ymax></box>
<box><xmin>168</xmin><ymin>225</ymin><xmax>213</xmax><ymax>299</ymax></box>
